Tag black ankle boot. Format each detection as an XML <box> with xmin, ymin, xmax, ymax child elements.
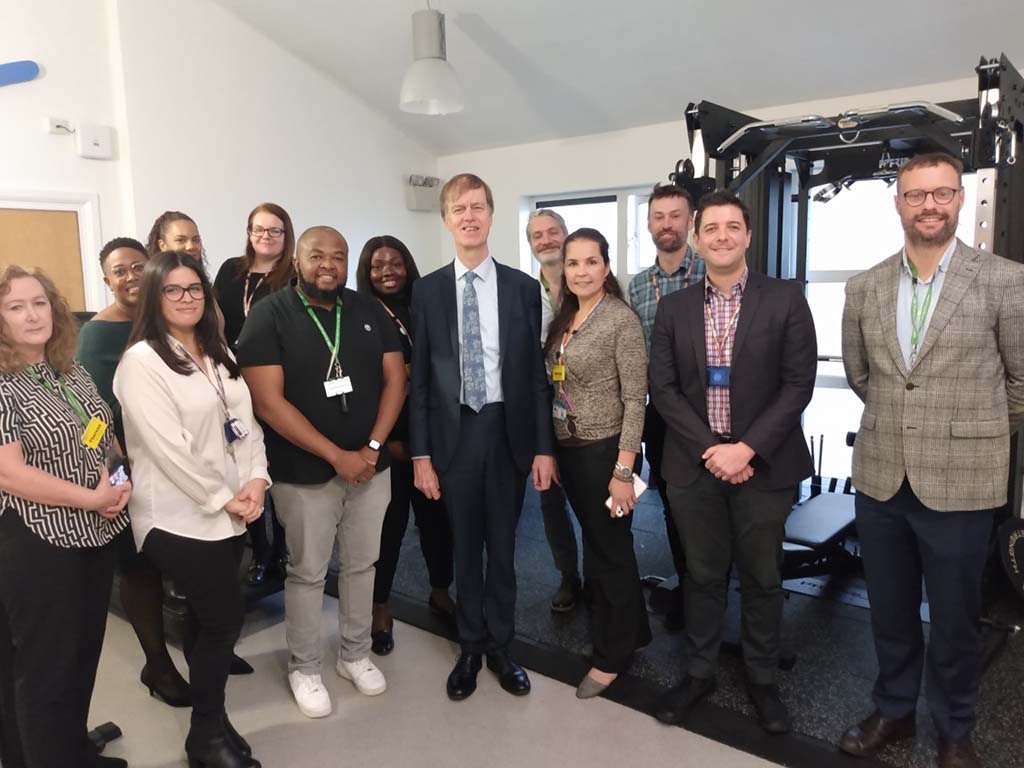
<box><xmin>222</xmin><ymin>712</ymin><xmax>252</xmax><ymax>758</ymax></box>
<box><xmin>186</xmin><ymin>723</ymin><xmax>260</xmax><ymax>768</ymax></box>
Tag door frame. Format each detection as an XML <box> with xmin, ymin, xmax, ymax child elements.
<box><xmin>0</xmin><ymin>189</ymin><xmax>106</xmax><ymax>310</ymax></box>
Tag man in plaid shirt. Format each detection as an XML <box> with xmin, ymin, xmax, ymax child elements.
<box><xmin>649</xmin><ymin>191</ymin><xmax>816</xmax><ymax>735</ymax></box>
<box><xmin>627</xmin><ymin>184</ymin><xmax>704</xmax><ymax>630</ymax></box>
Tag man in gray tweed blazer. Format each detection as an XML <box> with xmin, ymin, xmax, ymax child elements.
<box><xmin>839</xmin><ymin>152</ymin><xmax>1024</xmax><ymax>768</ymax></box>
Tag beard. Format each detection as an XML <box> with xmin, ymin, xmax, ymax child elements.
<box><xmin>298</xmin><ymin>272</ymin><xmax>340</xmax><ymax>302</ymax></box>
<box><xmin>536</xmin><ymin>248</ymin><xmax>561</xmax><ymax>267</ymax></box>
<box><xmin>654</xmin><ymin>230</ymin><xmax>685</xmax><ymax>253</ymax></box>
<box><xmin>904</xmin><ymin>212</ymin><xmax>958</xmax><ymax>247</ymax></box>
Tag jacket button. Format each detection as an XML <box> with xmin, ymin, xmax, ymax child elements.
<box><xmin>906</xmin><ymin>382</ymin><xmax>916</xmax><ymax>390</ymax></box>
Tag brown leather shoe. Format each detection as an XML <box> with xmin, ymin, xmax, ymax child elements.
<box><xmin>838</xmin><ymin>710</ymin><xmax>915</xmax><ymax>756</ymax></box>
<box><xmin>937</xmin><ymin>736</ymin><xmax>981</xmax><ymax>768</ymax></box>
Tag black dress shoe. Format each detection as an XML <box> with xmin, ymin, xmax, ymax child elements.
<box><xmin>746</xmin><ymin>682</ymin><xmax>791</xmax><ymax>734</ymax></box>
<box><xmin>140</xmin><ymin>663</ymin><xmax>191</xmax><ymax>707</ymax></box>
<box><xmin>223</xmin><ymin>713</ymin><xmax>252</xmax><ymax>758</ymax></box>
<box><xmin>371</xmin><ymin>623</ymin><xmax>395</xmax><ymax>656</ymax></box>
<box><xmin>229</xmin><ymin>654</ymin><xmax>254</xmax><ymax>675</ymax></box>
<box><xmin>838</xmin><ymin>710</ymin><xmax>916</xmax><ymax>757</ymax></box>
<box><xmin>429</xmin><ymin>593</ymin><xmax>457</xmax><ymax>624</ymax></box>
<box><xmin>186</xmin><ymin>733</ymin><xmax>260</xmax><ymax>768</ymax></box>
<box><xmin>446</xmin><ymin>652</ymin><xmax>482</xmax><ymax>701</ymax></box>
<box><xmin>937</xmin><ymin>735</ymin><xmax>981</xmax><ymax>768</ymax></box>
<box><xmin>655</xmin><ymin>676</ymin><xmax>716</xmax><ymax>725</ymax></box>
<box><xmin>96</xmin><ymin>757</ymin><xmax>127</xmax><ymax>768</ymax></box>
<box><xmin>486</xmin><ymin>652</ymin><xmax>531</xmax><ymax>696</ymax></box>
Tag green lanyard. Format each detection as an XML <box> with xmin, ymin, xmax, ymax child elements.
<box><xmin>296</xmin><ymin>287</ymin><xmax>342</xmax><ymax>375</ymax></box>
<box><xmin>539</xmin><ymin>273</ymin><xmax>557</xmax><ymax>312</ymax></box>
<box><xmin>908</xmin><ymin>261</ymin><xmax>934</xmax><ymax>360</ymax></box>
<box><xmin>28</xmin><ymin>369</ymin><xmax>90</xmax><ymax>427</ymax></box>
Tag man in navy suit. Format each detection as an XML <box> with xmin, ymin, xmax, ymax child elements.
<box><xmin>410</xmin><ymin>173</ymin><xmax>556</xmax><ymax>701</ymax></box>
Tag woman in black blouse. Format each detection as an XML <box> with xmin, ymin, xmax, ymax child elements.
<box><xmin>355</xmin><ymin>236</ymin><xmax>454</xmax><ymax>654</ymax></box>
<box><xmin>0</xmin><ymin>266</ymin><xmax>131</xmax><ymax>767</ymax></box>
<box><xmin>214</xmin><ymin>203</ymin><xmax>295</xmax><ymax>585</ymax></box>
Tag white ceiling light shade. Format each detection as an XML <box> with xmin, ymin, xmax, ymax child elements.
<box><xmin>399</xmin><ymin>9</ymin><xmax>463</xmax><ymax>115</ymax></box>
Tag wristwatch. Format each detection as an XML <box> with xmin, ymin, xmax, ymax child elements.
<box><xmin>613</xmin><ymin>462</ymin><xmax>633</xmax><ymax>482</ymax></box>
<box><xmin>367</xmin><ymin>439</ymin><xmax>382</xmax><ymax>451</ymax></box>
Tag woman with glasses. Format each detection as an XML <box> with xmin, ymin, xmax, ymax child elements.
<box><xmin>543</xmin><ymin>228</ymin><xmax>651</xmax><ymax>699</ymax></box>
<box><xmin>114</xmin><ymin>252</ymin><xmax>268</xmax><ymax>768</ymax></box>
<box><xmin>0</xmin><ymin>265</ymin><xmax>131</xmax><ymax>767</ymax></box>
<box><xmin>78</xmin><ymin>238</ymin><xmax>193</xmax><ymax>708</ymax></box>
<box><xmin>214</xmin><ymin>204</ymin><xmax>295</xmax><ymax>585</ymax></box>
<box><xmin>355</xmin><ymin>235</ymin><xmax>455</xmax><ymax>655</ymax></box>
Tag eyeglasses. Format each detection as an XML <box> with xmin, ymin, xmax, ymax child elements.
<box><xmin>249</xmin><ymin>225</ymin><xmax>285</xmax><ymax>239</ymax></box>
<box><xmin>161</xmin><ymin>283</ymin><xmax>205</xmax><ymax>302</ymax></box>
<box><xmin>902</xmin><ymin>187</ymin><xmax>961</xmax><ymax>207</ymax></box>
<box><xmin>110</xmin><ymin>262</ymin><xmax>146</xmax><ymax>278</ymax></box>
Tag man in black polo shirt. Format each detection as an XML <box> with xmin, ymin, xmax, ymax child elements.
<box><xmin>238</xmin><ymin>226</ymin><xmax>405</xmax><ymax>719</ymax></box>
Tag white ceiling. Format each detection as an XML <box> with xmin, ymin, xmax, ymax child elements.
<box><xmin>212</xmin><ymin>0</ymin><xmax>1024</xmax><ymax>156</ymax></box>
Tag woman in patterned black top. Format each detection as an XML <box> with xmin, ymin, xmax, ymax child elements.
<box><xmin>0</xmin><ymin>265</ymin><xmax>131</xmax><ymax>768</ymax></box>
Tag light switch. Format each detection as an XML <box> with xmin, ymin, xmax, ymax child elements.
<box><xmin>75</xmin><ymin>123</ymin><xmax>114</xmax><ymax>160</ymax></box>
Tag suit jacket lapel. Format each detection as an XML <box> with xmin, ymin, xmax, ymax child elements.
<box><xmin>875</xmin><ymin>254</ymin><xmax>909</xmax><ymax>378</ymax></box>
<box><xmin>441</xmin><ymin>263</ymin><xmax>459</xmax><ymax>357</ymax></box>
<box><xmin>731</xmin><ymin>271</ymin><xmax>761</xmax><ymax>362</ymax></box>
<box><xmin>496</xmin><ymin>262</ymin><xmax>511</xmax><ymax>357</ymax></box>
<box><xmin>910</xmin><ymin>241</ymin><xmax>980</xmax><ymax>370</ymax></box>
<box><xmin>688</xmin><ymin>286</ymin><xmax>708</xmax><ymax>389</ymax></box>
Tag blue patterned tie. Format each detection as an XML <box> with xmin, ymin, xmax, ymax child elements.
<box><xmin>462</xmin><ymin>271</ymin><xmax>486</xmax><ymax>412</ymax></box>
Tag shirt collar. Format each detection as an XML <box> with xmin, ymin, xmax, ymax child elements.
<box><xmin>900</xmin><ymin>238</ymin><xmax>957</xmax><ymax>283</ymax></box>
<box><xmin>705</xmin><ymin>267</ymin><xmax>748</xmax><ymax>300</ymax></box>
<box><xmin>653</xmin><ymin>245</ymin><xmax>693</xmax><ymax>279</ymax></box>
<box><xmin>454</xmin><ymin>253</ymin><xmax>495</xmax><ymax>282</ymax></box>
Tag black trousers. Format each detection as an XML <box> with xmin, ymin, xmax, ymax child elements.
<box><xmin>439</xmin><ymin>405</ymin><xmax>526</xmax><ymax>655</ymax></box>
<box><xmin>247</xmin><ymin>489</ymin><xmax>286</xmax><ymax>567</ymax></box>
<box><xmin>142</xmin><ymin>529</ymin><xmax>244</xmax><ymax>733</ymax></box>
<box><xmin>374</xmin><ymin>456</ymin><xmax>454</xmax><ymax>604</ymax></box>
<box><xmin>557</xmin><ymin>437</ymin><xmax>651</xmax><ymax>672</ymax></box>
<box><xmin>856</xmin><ymin>480</ymin><xmax>993</xmax><ymax>741</ymax></box>
<box><xmin>0</xmin><ymin>511</ymin><xmax>115</xmax><ymax>768</ymax></box>
<box><xmin>539</xmin><ymin>482</ymin><xmax>579</xmax><ymax>576</ymax></box>
<box><xmin>642</xmin><ymin>400</ymin><xmax>686</xmax><ymax>582</ymax></box>
<box><xmin>667</xmin><ymin>472</ymin><xmax>792</xmax><ymax>684</ymax></box>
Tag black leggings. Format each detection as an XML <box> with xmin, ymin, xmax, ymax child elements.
<box><xmin>142</xmin><ymin>530</ymin><xmax>244</xmax><ymax>733</ymax></box>
<box><xmin>0</xmin><ymin>511</ymin><xmax>116</xmax><ymax>768</ymax></box>
<box><xmin>373</xmin><ymin>457</ymin><xmax>454</xmax><ymax>604</ymax></box>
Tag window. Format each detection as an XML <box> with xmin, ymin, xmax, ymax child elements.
<box><xmin>802</xmin><ymin>175</ymin><xmax>978</xmax><ymax>479</ymax></box>
<box><xmin>532</xmin><ymin>195</ymin><xmax>619</xmax><ymax>274</ymax></box>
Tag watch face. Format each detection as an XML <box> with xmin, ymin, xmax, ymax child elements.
<box><xmin>368</xmin><ymin>440</ymin><xmax>382</xmax><ymax>450</ymax></box>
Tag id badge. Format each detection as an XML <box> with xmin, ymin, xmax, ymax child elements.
<box><xmin>225</xmin><ymin>418</ymin><xmax>249</xmax><ymax>444</ymax></box>
<box><xmin>707</xmin><ymin>365</ymin><xmax>731</xmax><ymax>387</ymax></box>
<box><xmin>551</xmin><ymin>364</ymin><xmax>566</xmax><ymax>382</ymax></box>
<box><xmin>324</xmin><ymin>377</ymin><xmax>354</xmax><ymax>398</ymax></box>
<box><xmin>82</xmin><ymin>416</ymin><xmax>108</xmax><ymax>449</ymax></box>
<box><xmin>553</xmin><ymin>402</ymin><xmax>568</xmax><ymax>421</ymax></box>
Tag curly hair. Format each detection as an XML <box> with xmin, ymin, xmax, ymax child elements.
<box><xmin>145</xmin><ymin>211</ymin><xmax>198</xmax><ymax>257</ymax></box>
<box><xmin>355</xmin><ymin>235</ymin><xmax>421</xmax><ymax>304</ymax></box>
<box><xmin>0</xmin><ymin>265</ymin><xmax>78</xmax><ymax>374</ymax></box>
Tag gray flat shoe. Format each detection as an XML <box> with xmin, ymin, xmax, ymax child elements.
<box><xmin>576</xmin><ymin>675</ymin><xmax>610</xmax><ymax>699</ymax></box>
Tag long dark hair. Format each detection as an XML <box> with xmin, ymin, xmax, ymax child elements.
<box><xmin>543</xmin><ymin>227</ymin><xmax>624</xmax><ymax>358</ymax></box>
<box><xmin>129</xmin><ymin>252</ymin><xmax>240</xmax><ymax>378</ymax></box>
<box><xmin>355</xmin><ymin>235</ymin><xmax>421</xmax><ymax>305</ymax></box>
<box><xmin>239</xmin><ymin>202</ymin><xmax>296</xmax><ymax>289</ymax></box>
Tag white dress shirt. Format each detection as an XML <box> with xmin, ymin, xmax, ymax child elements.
<box><xmin>454</xmin><ymin>254</ymin><xmax>504</xmax><ymax>404</ymax></box>
<box><xmin>113</xmin><ymin>340</ymin><xmax>271</xmax><ymax>548</ymax></box>
<box><xmin>896</xmin><ymin>237</ymin><xmax>956</xmax><ymax>367</ymax></box>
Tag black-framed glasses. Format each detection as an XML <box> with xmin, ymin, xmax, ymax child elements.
<box><xmin>902</xmin><ymin>186</ymin><xmax>961</xmax><ymax>207</ymax></box>
<box><xmin>161</xmin><ymin>283</ymin><xmax>205</xmax><ymax>302</ymax></box>
<box><xmin>110</xmin><ymin>262</ymin><xmax>146</xmax><ymax>278</ymax></box>
<box><xmin>249</xmin><ymin>225</ymin><xmax>284</xmax><ymax>239</ymax></box>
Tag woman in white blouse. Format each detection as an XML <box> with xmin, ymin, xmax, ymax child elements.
<box><xmin>114</xmin><ymin>252</ymin><xmax>267</xmax><ymax>768</ymax></box>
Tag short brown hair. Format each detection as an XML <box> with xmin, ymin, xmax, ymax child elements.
<box><xmin>440</xmin><ymin>173</ymin><xmax>494</xmax><ymax>218</ymax></box>
<box><xmin>896</xmin><ymin>152</ymin><xmax>964</xmax><ymax>188</ymax></box>
<box><xmin>0</xmin><ymin>265</ymin><xmax>78</xmax><ymax>374</ymax></box>
<box><xmin>695</xmin><ymin>190</ymin><xmax>751</xmax><ymax>233</ymax></box>
<box><xmin>647</xmin><ymin>184</ymin><xmax>695</xmax><ymax>215</ymax></box>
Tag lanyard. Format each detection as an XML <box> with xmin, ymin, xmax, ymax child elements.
<box><xmin>555</xmin><ymin>293</ymin><xmax>605</xmax><ymax>410</ymax></box>
<box><xmin>296</xmin><ymin>287</ymin><xmax>342</xmax><ymax>377</ymax></box>
<box><xmin>539</xmin><ymin>273</ymin><xmax>558</xmax><ymax>312</ymax></box>
<box><xmin>705</xmin><ymin>296</ymin><xmax>743</xmax><ymax>363</ymax></box>
<box><xmin>377</xmin><ymin>298</ymin><xmax>411</xmax><ymax>345</ymax></box>
<box><xmin>169</xmin><ymin>338</ymin><xmax>232</xmax><ymax>418</ymax></box>
<box><xmin>242</xmin><ymin>272</ymin><xmax>267</xmax><ymax>318</ymax></box>
<box><xmin>28</xmin><ymin>369</ymin><xmax>90</xmax><ymax>427</ymax></box>
<box><xmin>908</xmin><ymin>262</ymin><xmax>934</xmax><ymax>360</ymax></box>
<box><xmin>650</xmin><ymin>249</ymin><xmax>696</xmax><ymax>304</ymax></box>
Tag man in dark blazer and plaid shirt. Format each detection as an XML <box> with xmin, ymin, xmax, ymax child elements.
<box><xmin>840</xmin><ymin>152</ymin><xmax>1024</xmax><ymax>768</ymax></box>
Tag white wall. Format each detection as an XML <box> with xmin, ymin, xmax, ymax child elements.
<box><xmin>115</xmin><ymin>0</ymin><xmax>441</xmax><ymax>281</ymax></box>
<box><xmin>435</xmin><ymin>76</ymin><xmax>980</xmax><ymax>274</ymax></box>
<box><xmin>0</xmin><ymin>0</ymin><xmax>131</xmax><ymax>250</ymax></box>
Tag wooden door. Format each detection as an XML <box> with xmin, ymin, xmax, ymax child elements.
<box><xmin>0</xmin><ymin>208</ymin><xmax>85</xmax><ymax>310</ymax></box>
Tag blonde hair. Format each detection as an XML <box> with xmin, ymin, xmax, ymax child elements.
<box><xmin>0</xmin><ymin>265</ymin><xmax>78</xmax><ymax>374</ymax></box>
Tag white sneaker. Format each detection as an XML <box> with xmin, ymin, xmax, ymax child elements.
<box><xmin>288</xmin><ymin>670</ymin><xmax>332</xmax><ymax>718</ymax></box>
<box><xmin>336</xmin><ymin>656</ymin><xmax>387</xmax><ymax>696</ymax></box>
